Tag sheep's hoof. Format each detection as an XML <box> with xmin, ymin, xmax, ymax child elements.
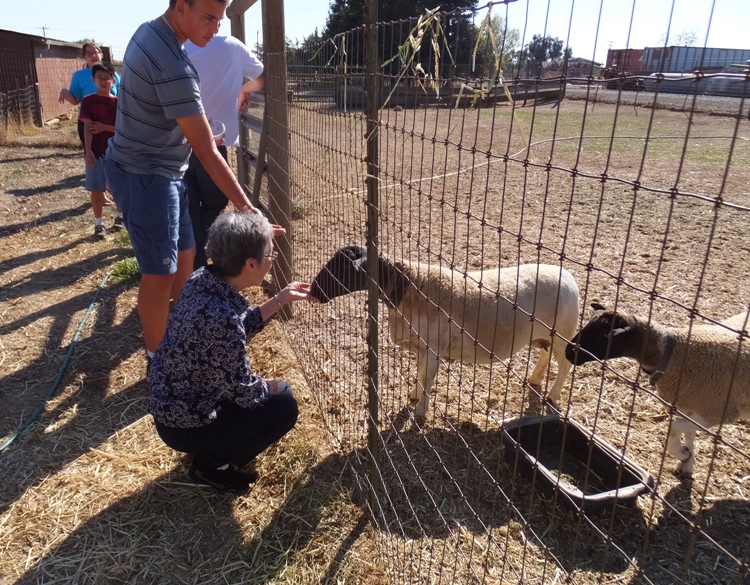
<box><xmin>676</xmin><ymin>459</ymin><xmax>694</xmax><ymax>480</ymax></box>
<box><xmin>412</xmin><ymin>397</ymin><xmax>429</xmax><ymax>418</ymax></box>
<box><xmin>544</xmin><ymin>398</ymin><xmax>561</xmax><ymax>415</ymax></box>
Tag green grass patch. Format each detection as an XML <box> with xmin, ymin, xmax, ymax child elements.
<box><xmin>110</xmin><ymin>257</ymin><xmax>140</xmax><ymax>283</ymax></box>
<box><xmin>114</xmin><ymin>230</ymin><xmax>131</xmax><ymax>248</ymax></box>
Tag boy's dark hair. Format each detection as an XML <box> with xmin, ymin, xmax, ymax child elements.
<box><xmin>91</xmin><ymin>61</ymin><xmax>116</xmax><ymax>79</ymax></box>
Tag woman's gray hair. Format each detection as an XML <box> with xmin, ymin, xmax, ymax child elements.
<box><xmin>206</xmin><ymin>212</ymin><xmax>274</xmax><ymax>277</ymax></box>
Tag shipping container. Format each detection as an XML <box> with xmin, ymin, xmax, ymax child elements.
<box><xmin>605</xmin><ymin>48</ymin><xmax>644</xmax><ymax>73</ymax></box>
<box><xmin>641</xmin><ymin>46</ymin><xmax>750</xmax><ymax>73</ymax></box>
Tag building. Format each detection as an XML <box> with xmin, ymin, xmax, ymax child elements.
<box><xmin>539</xmin><ymin>57</ymin><xmax>602</xmax><ymax>85</ymax></box>
<box><xmin>0</xmin><ymin>29</ymin><xmax>111</xmax><ymax>127</ymax></box>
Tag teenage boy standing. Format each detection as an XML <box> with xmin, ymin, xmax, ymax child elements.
<box><xmin>105</xmin><ymin>0</ymin><xmax>280</xmax><ymax>361</ymax></box>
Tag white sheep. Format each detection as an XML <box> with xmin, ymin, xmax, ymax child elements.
<box><xmin>566</xmin><ymin>303</ymin><xmax>750</xmax><ymax>478</ymax></box>
<box><xmin>310</xmin><ymin>245</ymin><xmax>580</xmax><ymax>417</ymax></box>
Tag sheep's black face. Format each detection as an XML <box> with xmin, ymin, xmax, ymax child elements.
<box><xmin>566</xmin><ymin>306</ymin><xmax>634</xmax><ymax>365</ymax></box>
<box><xmin>310</xmin><ymin>245</ymin><xmax>369</xmax><ymax>303</ymax></box>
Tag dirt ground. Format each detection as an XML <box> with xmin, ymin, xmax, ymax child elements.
<box><xmin>1</xmin><ymin>97</ymin><xmax>750</xmax><ymax>584</ymax></box>
<box><xmin>0</xmin><ymin>130</ymin><xmax>384</xmax><ymax>584</ymax></box>
<box><xmin>284</xmin><ymin>98</ymin><xmax>750</xmax><ymax>584</ymax></box>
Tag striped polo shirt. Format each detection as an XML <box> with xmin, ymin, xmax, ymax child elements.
<box><xmin>107</xmin><ymin>18</ymin><xmax>204</xmax><ymax>180</ymax></box>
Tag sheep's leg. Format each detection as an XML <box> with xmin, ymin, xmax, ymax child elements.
<box><xmin>528</xmin><ymin>342</ymin><xmax>552</xmax><ymax>387</ymax></box>
<box><xmin>411</xmin><ymin>349</ymin><xmax>439</xmax><ymax>418</ymax></box>
<box><xmin>547</xmin><ymin>338</ymin><xmax>573</xmax><ymax>405</ymax></box>
<box><xmin>667</xmin><ymin>417</ymin><xmax>699</xmax><ymax>479</ymax></box>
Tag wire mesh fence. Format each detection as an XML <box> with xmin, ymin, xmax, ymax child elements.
<box><xmin>256</xmin><ymin>2</ymin><xmax>749</xmax><ymax>583</ymax></box>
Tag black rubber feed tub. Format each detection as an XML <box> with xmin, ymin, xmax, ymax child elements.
<box><xmin>500</xmin><ymin>414</ymin><xmax>654</xmax><ymax>515</ymax></box>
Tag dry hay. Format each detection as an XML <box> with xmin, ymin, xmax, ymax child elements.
<box><xmin>0</xmin><ymin>140</ymin><xmax>385</xmax><ymax>584</ymax></box>
<box><xmin>284</xmin><ymin>98</ymin><xmax>750</xmax><ymax>584</ymax></box>
<box><xmin>2</xmin><ymin>94</ymin><xmax>749</xmax><ymax>585</ymax></box>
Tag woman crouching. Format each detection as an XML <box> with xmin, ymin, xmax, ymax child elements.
<box><xmin>147</xmin><ymin>212</ymin><xmax>310</xmax><ymax>492</ymax></box>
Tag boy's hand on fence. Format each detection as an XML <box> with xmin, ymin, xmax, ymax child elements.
<box><xmin>271</xmin><ymin>224</ymin><xmax>286</xmax><ymax>237</ymax></box>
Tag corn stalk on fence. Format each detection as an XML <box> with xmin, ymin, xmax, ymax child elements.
<box><xmin>243</xmin><ymin>1</ymin><xmax>750</xmax><ymax>583</ymax></box>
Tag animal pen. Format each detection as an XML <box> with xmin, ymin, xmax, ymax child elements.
<box><xmin>0</xmin><ymin>0</ymin><xmax>750</xmax><ymax>585</ymax></box>
<box><xmin>234</xmin><ymin>0</ymin><xmax>750</xmax><ymax>583</ymax></box>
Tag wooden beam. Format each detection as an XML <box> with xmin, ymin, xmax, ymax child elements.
<box><xmin>226</xmin><ymin>0</ymin><xmax>259</xmax><ymax>21</ymax></box>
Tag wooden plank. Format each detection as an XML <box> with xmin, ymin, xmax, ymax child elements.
<box><xmin>226</xmin><ymin>0</ymin><xmax>259</xmax><ymax>21</ymax></box>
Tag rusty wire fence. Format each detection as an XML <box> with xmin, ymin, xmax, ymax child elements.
<box><xmin>0</xmin><ymin>50</ymin><xmax>87</xmax><ymax>148</ymax></box>
<box><xmin>248</xmin><ymin>2</ymin><xmax>750</xmax><ymax>583</ymax></box>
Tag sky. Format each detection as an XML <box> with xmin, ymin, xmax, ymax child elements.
<box><xmin>1</xmin><ymin>0</ymin><xmax>748</xmax><ymax>65</ymax></box>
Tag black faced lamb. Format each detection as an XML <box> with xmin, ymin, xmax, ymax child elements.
<box><xmin>310</xmin><ymin>245</ymin><xmax>580</xmax><ymax>417</ymax></box>
<box><xmin>566</xmin><ymin>303</ymin><xmax>750</xmax><ymax>478</ymax></box>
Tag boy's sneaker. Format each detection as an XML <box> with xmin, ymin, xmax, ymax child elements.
<box><xmin>188</xmin><ymin>458</ymin><xmax>258</xmax><ymax>493</ymax></box>
<box><xmin>94</xmin><ymin>224</ymin><xmax>108</xmax><ymax>239</ymax></box>
<box><xmin>112</xmin><ymin>216</ymin><xmax>125</xmax><ymax>231</ymax></box>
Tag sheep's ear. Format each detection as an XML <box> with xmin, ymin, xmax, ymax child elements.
<box><xmin>351</xmin><ymin>255</ymin><xmax>367</xmax><ymax>273</ymax></box>
<box><xmin>591</xmin><ymin>302</ymin><xmax>607</xmax><ymax>312</ymax></box>
<box><xmin>610</xmin><ymin>314</ymin><xmax>632</xmax><ymax>337</ymax></box>
<box><xmin>341</xmin><ymin>245</ymin><xmax>367</xmax><ymax>273</ymax></box>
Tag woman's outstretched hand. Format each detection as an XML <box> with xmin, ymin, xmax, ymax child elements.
<box><xmin>277</xmin><ymin>281</ymin><xmax>310</xmax><ymax>304</ymax></box>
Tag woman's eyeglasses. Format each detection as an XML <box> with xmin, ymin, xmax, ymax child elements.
<box><xmin>85</xmin><ymin>50</ymin><xmax>102</xmax><ymax>57</ymax></box>
<box><xmin>265</xmin><ymin>251</ymin><xmax>279</xmax><ymax>261</ymax></box>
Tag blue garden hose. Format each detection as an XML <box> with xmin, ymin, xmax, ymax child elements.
<box><xmin>0</xmin><ymin>271</ymin><xmax>111</xmax><ymax>454</ymax></box>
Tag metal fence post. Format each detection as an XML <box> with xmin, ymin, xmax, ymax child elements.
<box><xmin>364</xmin><ymin>0</ymin><xmax>381</xmax><ymax>512</ymax></box>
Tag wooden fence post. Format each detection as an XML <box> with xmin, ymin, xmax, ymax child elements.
<box><xmin>261</xmin><ymin>0</ymin><xmax>292</xmax><ymax>304</ymax></box>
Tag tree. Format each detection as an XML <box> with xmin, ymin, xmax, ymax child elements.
<box><xmin>301</xmin><ymin>28</ymin><xmax>324</xmax><ymax>50</ymax></box>
<box><xmin>521</xmin><ymin>34</ymin><xmax>566</xmax><ymax>77</ymax></box>
<box><xmin>527</xmin><ymin>34</ymin><xmax>564</xmax><ymax>62</ymax></box>
<box><xmin>322</xmin><ymin>0</ymin><xmax>480</xmax><ymax>76</ymax></box>
<box><xmin>74</xmin><ymin>37</ymin><xmax>101</xmax><ymax>46</ymax></box>
<box><xmin>324</xmin><ymin>0</ymin><xmax>480</xmax><ymax>39</ymax></box>
<box><xmin>473</xmin><ymin>15</ymin><xmax>521</xmax><ymax>79</ymax></box>
<box><xmin>659</xmin><ymin>28</ymin><xmax>698</xmax><ymax>47</ymax></box>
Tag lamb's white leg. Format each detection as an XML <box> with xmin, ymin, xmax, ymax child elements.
<box><xmin>412</xmin><ymin>349</ymin><xmax>439</xmax><ymax>418</ymax></box>
<box><xmin>667</xmin><ymin>417</ymin><xmax>699</xmax><ymax>479</ymax></box>
<box><xmin>528</xmin><ymin>344</ymin><xmax>552</xmax><ymax>387</ymax></box>
<box><xmin>547</xmin><ymin>339</ymin><xmax>573</xmax><ymax>405</ymax></box>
